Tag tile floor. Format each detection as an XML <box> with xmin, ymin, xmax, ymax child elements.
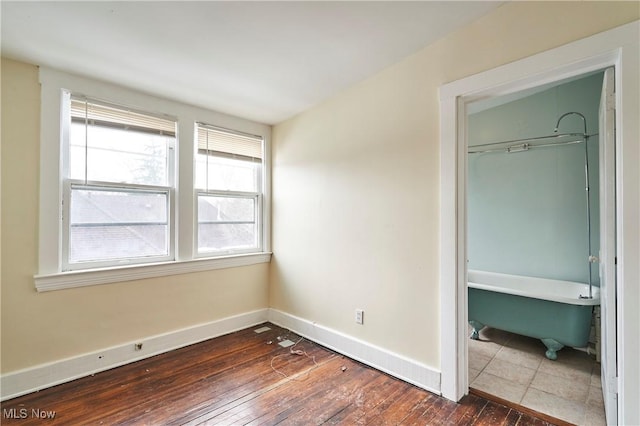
<box><xmin>468</xmin><ymin>326</ymin><xmax>606</xmax><ymax>426</ymax></box>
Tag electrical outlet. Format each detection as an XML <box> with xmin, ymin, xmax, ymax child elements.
<box><xmin>355</xmin><ymin>309</ymin><xmax>364</xmax><ymax>325</ymax></box>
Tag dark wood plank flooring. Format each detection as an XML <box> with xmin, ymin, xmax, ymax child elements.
<box><xmin>1</xmin><ymin>323</ymin><xmax>556</xmax><ymax>425</ymax></box>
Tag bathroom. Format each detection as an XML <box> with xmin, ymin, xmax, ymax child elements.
<box><xmin>466</xmin><ymin>71</ymin><xmax>608</xmax><ymax>425</ymax></box>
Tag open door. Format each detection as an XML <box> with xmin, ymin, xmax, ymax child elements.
<box><xmin>598</xmin><ymin>66</ymin><xmax>617</xmax><ymax>425</ymax></box>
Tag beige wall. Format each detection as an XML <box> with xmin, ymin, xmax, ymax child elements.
<box><xmin>0</xmin><ymin>58</ymin><xmax>270</xmax><ymax>372</ymax></box>
<box><xmin>270</xmin><ymin>1</ymin><xmax>639</xmax><ymax>369</ymax></box>
<box><xmin>1</xmin><ymin>0</ymin><xmax>638</xmax><ymax>378</ymax></box>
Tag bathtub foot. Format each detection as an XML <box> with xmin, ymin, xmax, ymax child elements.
<box><xmin>469</xmin><ymin>321</ymin><xmax>485</xmax><ymax>340</ymax></box>
<box><xmin>541</xmin><ymin>338</ymin><xmax>564</xmax><ymax>360</ymax></box>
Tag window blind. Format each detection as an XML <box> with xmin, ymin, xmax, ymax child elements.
<box><xmin>71</xmin><ymin>97</ymin><xmax>176</xmax><ymax>136</ymax></box>
<box><xmin>197</xmin><ymin>124</ymin><xmax>263</xmax><ymax>161</ymax></box>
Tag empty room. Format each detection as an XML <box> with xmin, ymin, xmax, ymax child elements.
<box><xmin>1</xmin><ymin>2</ymin><xmax>639</xmax><ymax>425</ymax></box>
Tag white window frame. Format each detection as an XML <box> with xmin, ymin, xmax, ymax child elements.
<box><xmin>62</xmin><ymin>182</ymin><xmax>176</xmax><ymax>271</ymax></box>
<box><xmin>35</xmin><ymin>67</ymin><xmax>271</xmax><ymax>292</ymax></box>
<box><xmin>196</xmin><ymin>191</ymin><xmax>263</xmax><ymax>257</ymax></box>
<box><xmin>194</xmin><ymin>123</ymin><xmax>266</xmax><ymax>257</ymax></box>
<box><xmin>61</xmin><ymin>93</ymin><xmax>177</xmax><ymax>271</ymax></box>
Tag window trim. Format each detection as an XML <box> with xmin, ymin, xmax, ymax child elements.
<box><xmin>194</xmin><ymin>121</ymin><xmax>265</xmax><ymax>257</ymax></box>
<box><xmin>37</xmin><ymin>67</ymin><xmax>271</xmax><ymax>291</ymax></box>
<box><xmin>62</xmin><ymin>93</ymin><xmax>178</xmax><ymax>271</ymax></box>
<box><xmin>34</xmin><ymin>252</ymin><xmax>272</xmax><ymax>292</ymax></box>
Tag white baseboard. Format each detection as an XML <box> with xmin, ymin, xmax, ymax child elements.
<box><xmin>2</xmin><ymin>308</ymin><xmax>441</xmax><ymax>401</ymax></box>
<box><xmin>0</xmin><ymin>309</ymin><xmax>269</xmax><ymax>401</ymax></box>
<box><xmin>268</xmin><ymin>309</ymin><xmax>441</xmax><ymax>395</ymax></box>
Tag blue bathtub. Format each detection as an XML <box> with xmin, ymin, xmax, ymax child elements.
<box><xmin>468</xmin><ymin>270</ymin><xmax>600</xmax><ymax>360</ymax></box>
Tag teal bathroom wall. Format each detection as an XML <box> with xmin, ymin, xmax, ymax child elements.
<box><xmin>467</xmin><ymin>72</ymin><xmax>603</xmax><ymax>285</ymax></box>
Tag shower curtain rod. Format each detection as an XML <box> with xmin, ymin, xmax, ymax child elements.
<box><xmin>467</xmin><ymin>132</ymin><xmax>597</xmax><ymax>154</ymax></box>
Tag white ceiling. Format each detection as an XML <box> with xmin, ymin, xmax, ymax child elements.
<box><xmin>1</xmin><ymin>1</ymin><xmax>502</xmax><ymax>125</ymax></box>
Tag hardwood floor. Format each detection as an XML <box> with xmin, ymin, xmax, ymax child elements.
<box><xmin>1</xmin><ymin>323</ymin><xmax>555</xmax><ymax>425</ymax></box>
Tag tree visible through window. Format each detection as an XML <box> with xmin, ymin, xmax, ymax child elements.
<box><xmin>63</xmin><ymin>95</ymin><xmax>176</xmax><ymax>270</ymax></box>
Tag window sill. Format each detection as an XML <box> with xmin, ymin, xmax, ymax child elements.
<box><xmin>34</xmin><ymin>252</ymin><xmax>272</xmax><ymax>292</ymax></box>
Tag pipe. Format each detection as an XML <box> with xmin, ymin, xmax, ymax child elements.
<box><xmin>554</xmin><ymin>112</ymin><xmax>593</xmax><ymax>299</ymax></box>
<box><xmin>553</xmin><ymin>112</ymin><xmax>587</xmax><ymax>135</ymax></box>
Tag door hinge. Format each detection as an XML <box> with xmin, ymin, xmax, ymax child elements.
<box><xmin>609</xmin><ymin>376</ymin><xmax>619</xmax><ymax>394</ymax></box>
<box><xmin>607</xmin><ymin>91</ymin><xmax>616</xmax><ymax>110</ymax></box>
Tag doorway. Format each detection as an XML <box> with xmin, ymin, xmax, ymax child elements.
<box><xmin>464</xmin><ymin>72</ymin><xmax>606</xmax><ymax>425</ymax></box>
<box><xmin>438</xmin><ymin>21</ymin><xmax>639</xmax><ymax>426</ymax></box>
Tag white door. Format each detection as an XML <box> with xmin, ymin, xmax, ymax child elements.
<box><xmin>598</xmin><ymin>66</ymin><xmax>617</xmax><ymax>425</ymax></box>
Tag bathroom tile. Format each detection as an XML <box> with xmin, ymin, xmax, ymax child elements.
<box><xmin>555</xmin><ymin>347</ymin><xmax>597</xmax><ymax>368</ymax></box>
<box><xmin>471</xmin><ymin>371</ymin><xmax>527</xmax><ymax>404</ymax></box>
<box><xmin>505</xmin><ymin>334</ymin><xmax>546</xmax><ymax>353</ymax></box>
<box><xmin>582</xmin><ymin>401</ymin><xmax>607</xmax><ymax>426</ymax></box>
<box><xmin>494</xmin><ymin>345</ymin><xmax>544</xmax><ymax>370</ymax></box>
<box><xmin>483</xmin><ymin>357</ymin><xmax>536</xmax><ymax>386</ymax></box>
<box><xmin>538</xmin><ymin>356</ymin><xmax>593</xmax><ymax>383</ymax></box>
<box><xmin>590</xmin><ymin>367</ymin><xmax>602</xmax><ymax>389</ymax></box>
<box><xmin>586</xmin><ymin>386</ymin><xmax>604</xmax><ymax>408</ymax></box>
<box><xmin>530</xmin><ymin>370</ymin><xmax>590</xmax><ymax>403</ymax></box>
<box><xmin>466</xmin><ymin>327</ymin><xmax>602</xmax><ymax>425</ymax></box>
<box><xmin>478</xmin><ymin>327</ymin><xmax>513</xmax><ymax>346</ymax></box>
<box><xmin>468</xmin><ymin>352</ymin><xmax>492</xmax><ymax>372</ymax></box>
<box><xmin>469</xmin><ymin>337</ymin><xmax>502</xmax><ymax>359</ymax></box>
<box><xmin>521</xmin><ymin>388</ymin><xmax>585</xmax><ymax>425</ymax></box>
<box><xmin>468</xmin><ymin>367</ymin><xmax>481</xmax><ymax>383</ymax></box>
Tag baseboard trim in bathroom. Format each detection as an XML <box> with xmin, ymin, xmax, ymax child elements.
<box><xmin>469</xmin><ymin>387</ymin><xmax>574</xmax><ymax>426</ymax></box>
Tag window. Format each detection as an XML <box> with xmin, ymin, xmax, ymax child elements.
<box><xmin>36</xmin><ymin>68</ymin><xmax>271</xmax><ymax>290</ymax></box>
<box><xmin>195</xmin><ymin>124</ymin><xmax>264</xmax><ymax>255</ymax></box>
<box><xmin>62</xmin><ymin>94</ymin><xmax>176</xmax><ymax>270</ymax></box>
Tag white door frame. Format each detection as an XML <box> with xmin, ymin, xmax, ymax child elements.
<box><xmin>439</xmin><ymin>21</ymin><xmax>639</xmax><ymax>425</ymax></box>
<box><xmin>598</xmin><ymin>66</ymin><xmax>617</xmax><ymax>426</ymax></box>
